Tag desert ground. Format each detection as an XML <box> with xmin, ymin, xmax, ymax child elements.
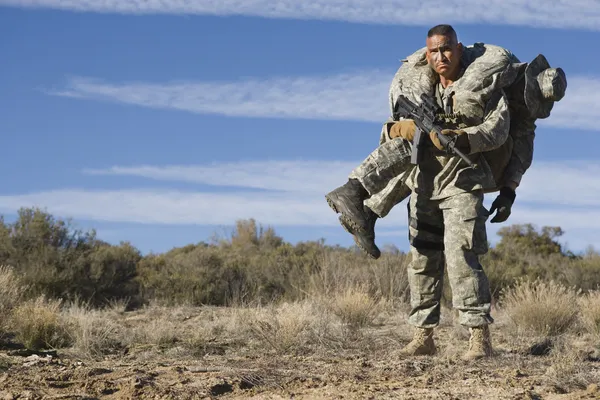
<box><xmin>1</xmin><ymin>297</ymin><xmax>599</xmax><ymax>400</ymax></box>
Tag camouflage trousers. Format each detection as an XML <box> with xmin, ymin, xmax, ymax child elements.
<box><xmin>406</xmin><ymin>189</ymin><xmax>493</xmax><ymax>328</ymax></box>
<box><xmin>347</xmin><ymin>137</ymin><xmax>413</xmax><ymax>217</ymax></box>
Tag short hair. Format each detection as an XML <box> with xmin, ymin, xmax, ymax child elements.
<box><xmin>427</xmin><ymin>24</ymin><xmax>458</xmax><ymax>41</ymax></box>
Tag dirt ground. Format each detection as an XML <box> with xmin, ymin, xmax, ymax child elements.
<box><xmin>1</xmin><ymin>304</ymin><xmax>599</xmax><ymax>400</ymax></box>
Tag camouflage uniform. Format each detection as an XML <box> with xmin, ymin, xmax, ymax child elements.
<box><xmin>350</xmin><ymin>43</ymin><xmax>518</xmax><ymax>328</ymax></box>
<box><xmin>350</xmin><ymin>44</ymin><xmax>528</xmax><ymax>217</ymax></box>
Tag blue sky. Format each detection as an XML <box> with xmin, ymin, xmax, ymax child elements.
<box><xmin>0</xmin><ymin>1</ymin><xmax>598</xmax><ymax>255</ymax></box>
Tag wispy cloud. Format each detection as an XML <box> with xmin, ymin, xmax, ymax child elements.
<box><xmin>2</xmin><ymin>0</ymin><xmax>600</xmax><ymax>31</ymax></box>
<box><xmin>1</xmin><ymin>159</ymin><xmax>599</xmax><ymax>251</ymax></box>
<box><xmin>50</xmin><ymin>73</ymin><xmax>391</xmax><ymax>122</ymax></box>
<box><xmin>49</xmin><ymin>74</ymin><xmax>600</xmax><ymax>131</ymax></box>
<box><xmin>83</xmin><ymin>161</ymin><xmax>359</xmax><ymax>193</ymax></box>
<box><xmin>0</xmin><ymin>189</ymin><xmax>339</xmax><ymax>226</ymax></box>
<box><xmin>83</xmin><ymin>159</ymin><xmax>600</xmax><ymax>208</ymax></box>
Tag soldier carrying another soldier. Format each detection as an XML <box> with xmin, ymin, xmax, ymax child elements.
<box><xmin>325</xmin><ymin>24</ymin><xmax>567</xmax><ymax>360</ymax></box>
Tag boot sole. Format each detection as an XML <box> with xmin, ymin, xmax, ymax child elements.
<box><xmin>325</xmin><ymin>194</ymin><xmax>366</xmax><ymax>234</ymax></box>
<box><xmin>339</xmin><ymin>216</ymin><xmax>380</xmax><ymax>260</ymax></box>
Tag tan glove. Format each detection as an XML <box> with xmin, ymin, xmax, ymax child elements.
<box><xmin>429</xmin><ymin>129</ymin><xmax>467</xmax><ymax>151</ymax></box>
<box><xmin>388</xmin><ymin>120</ymin><xmax>417</xmax><ymax>142</ymax></box>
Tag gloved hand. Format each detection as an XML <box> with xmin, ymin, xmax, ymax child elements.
<box><xmin>429</xmin><ymin>129</ymin><xmax>467</xmax><ymax>151</ymax></box>
<box><xmin>388</xmin><ymin>120</ymin><xmax>417</xmax><ymax>141</ymax></box>
<box><xmin>489</xmin><ymin>187</ymin><xmax>517</xmax><ymax>223</ymax></box>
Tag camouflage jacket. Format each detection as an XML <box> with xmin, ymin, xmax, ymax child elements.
<box><xmin>385</xmin><ymin>43</ymin><xmax>520</xmax><ymax>200</ymax></box>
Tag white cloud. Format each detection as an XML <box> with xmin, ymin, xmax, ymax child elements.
<box><xmin>83</xmin><ymin>161</ymin><xmax>360</xmax><ymax>193</ymax></box>
<box><xmin>85</xmin><ymin>160</ymin><xmax>600</xmax><ymax>207</ymax></box>
<box><xmin>50</xmin><ymin>73</ymin><xmax>391</xmax><ymax>122</ymax></box>
<box><xmin>2</xmin><ymin>158</ymin><xmax>600</xmax><ymax>251</ymax></box>
<box><xmin>0</xmin><ymin>185</ymin><xmax>598</xmax><ymax>251</ymax></box>
<box><xmin>514</xmin><ymin>160</ymin><xmax>600</xmax><ymax>207</ymax></box>
<box><xmin>2</xmin><ymin>0</ymin><xmax>600</xmax><ymax>31</ymax></box>
<box><xmin>49</xmin><ymin>74</ymin><xmax>600</xmax><ymax>132</ymax></box>
<box><xmin>0</xmin><ymin>189</ymin><xmax>336</xmax><ymax>226</ymax></box>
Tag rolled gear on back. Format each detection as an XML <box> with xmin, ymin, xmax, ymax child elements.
<box><xmin>362</xmin><ymin>44</ymin><xmax>567</xmax><ymax>217</ymax></box>
<box><xmin>362</xmin><ymin>43</ymin><xmax>524</xmax><ymax>216</ymax></box>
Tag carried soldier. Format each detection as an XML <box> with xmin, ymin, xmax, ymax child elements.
<box><xmin>325</xmin><ymin>24</ymin><xmax>567</xmax><ymax>360</ymax></box>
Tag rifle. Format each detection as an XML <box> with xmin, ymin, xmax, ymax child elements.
<box><xmin>392</xmin><ymin>93</ymin><xmax>477</xmax><ymax>169</ymax></box>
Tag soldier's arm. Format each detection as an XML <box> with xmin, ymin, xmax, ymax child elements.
<box><xmin>461</xmin><ymin>90</ymin><xmax>511</xmax><ymax>154</ymax></box>
<box><xmin>502</xmin><ymin>119</ymin><xmax>536</xmax><ymax>188</ymax></box>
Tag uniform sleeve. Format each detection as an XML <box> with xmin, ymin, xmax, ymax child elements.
<box><xmin>462</xmin><ymin>90</ymin><xmax>511</xmax><ymax>154</ymax></box>
<box><xmin>502</xmin><ymin>119</ymin><xmax>536</xmax><ymax>186</ymax></box>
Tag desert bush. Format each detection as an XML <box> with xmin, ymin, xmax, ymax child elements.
<box><xmin>10</xmin><ymin>295</ymin><xmax>71</xmax><ymax>350</ymax></box>
<box><xmin>500</xmin><ymin>278</ymin><xmax>580</xmax><ymax>337</ymax></box>
<box><xmin>0</xmin><ymin>207</ymin><xmax>141</xmax><ymax>307</ymax></box>
<box><xmin>482</xmin><ymin>224</ymin><xmax>600</xmax><ymax>298</ymax></box>
<box><xmin>3</xmin><ymin>207</ymin><xmax>600</xmax><ymax>311</ymax></box>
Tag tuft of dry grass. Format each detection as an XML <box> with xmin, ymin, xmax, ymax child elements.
<box><xmin>544</xmin><ymin>340</ymin><xmax>598</xmax><ymax>392</ymax></box>
<box><xmin>500</xmin><ymin>278</ymin><xmax>580</xmax><ymax>337</ymax></box>
<box><xmin>130</xmin><ymin>317</ymin><xmax>179</xmax><ymax>350</ymax></box>
<box><xmin>328</xmin><ymin>285</ymin><xmax>381</xmax><ymax>329</ymax></box>
<box><xmin>249</xmin><ymin>301</ymin><xmax>317</xmax><ymax>354</ymax></box>
<box><xmin>0</xmin><ymin>265</ymin><xmax>28</xmax><ymax>333</ymax></box>
<box><xmin>62</xmin><ymin>301</ymin><xmax>126</xmax><ymax>359</ymax></box>
<box><xmin>10</xmin><ymin>295</ymin><xmax>71</xmax><ymax>350</ymax></box>
<box><xmin>248</xmin><ymin>300</ymin><xmax>342</xmax><ymax>354</ymax></box>
<box><xmin>578</xmin><ymin>290</ymin><xmax>600</xmax><ymax>337</ymax></box>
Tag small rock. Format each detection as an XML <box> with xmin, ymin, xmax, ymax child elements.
<box><xmin>513</xmin><ymin>369</ymin><xmax>526</xmax><ymax>378</ymax></box>
<box><xmin>528</xmin><ymin>339</ymin><xmax>553</xmax><ymax>356</ymax></box>
<box><xmin>210</xmin><ymin>382</ymin><xmax>234</xmax><ymax>396</ymax></box>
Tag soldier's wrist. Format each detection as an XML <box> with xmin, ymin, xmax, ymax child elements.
<box><xmin>500</xmin><ymin>186</ymin><xmax>516</xmax><ymax>204</ymax></box>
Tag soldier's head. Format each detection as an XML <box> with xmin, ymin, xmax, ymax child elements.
<box><xmin>425</xmin><ymin>24</ymin><xmax>463</xmax><ymax>80</ymax></box>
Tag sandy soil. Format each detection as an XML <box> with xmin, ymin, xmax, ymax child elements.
<box><xmin>1</xmin><ymin>305</ymin><xmax>599</xmax><ymax>399</ymax></box>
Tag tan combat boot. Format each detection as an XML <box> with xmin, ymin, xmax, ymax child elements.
<box><xmin>462</xmin><ymin>325</ymin><xmax>493</xmax><ymax>361</ymax></box>
<box><xmin>399</xmin><ymin>328</ymin><xmax>436</xmax><ymax>356</ymax></box>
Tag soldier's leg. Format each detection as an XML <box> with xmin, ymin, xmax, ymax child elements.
<box><xmin>326</xmin><ymin>137</ymin><xmax>413</xmax><ymax>259</ymax></box>
<box><xmin>347</xmin><ymin>137</ymin><xmax>413</xmax><ymax>197</ymax></box>
<box><xmin>440</xmin><ymin>190</ymin><xmax>493</xmax><ymax>326</ymax></box>
<box><xmin>400</xmin><ymin>193</ymin><xmax>445</xmax><ymax>356</ymax></box>
<box><xmin>406</xmin><ymin>193</ymin><xmax>446</xmax><ymax>328</ymax></box>
<box><xmin>440</xmin><ymin>190</ymin><xmax>494</xmax><ymax>359</ymax></box>
<box><xmin>364</xmin><ymin>174</ymin><xmax>410</xmax><ymax>218</ymax></box>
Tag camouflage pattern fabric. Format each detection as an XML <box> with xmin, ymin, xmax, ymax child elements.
<box><xmin>360</xmin><ymin>43</ymin><xmax>537</xmax><ymax>217</ymax></box>
<box><xmin>348</xmin><ymin>136</ymin><xmax>413</xmax><ymax>196</ymax></box>
<box><xmin>406</xmin><ymin>189</ymin><xmax>493</xmax><ymax>328</ymax></box>
<box><xmin>498</xmin><ymin>65</ymin><xmax>537</xmax><ymax>188</ymax></box>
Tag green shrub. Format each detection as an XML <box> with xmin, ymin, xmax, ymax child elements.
<box><xmin>0</xmin><ymin>207</ymin><xmax>141</xmax><ymax>308</ymax></box>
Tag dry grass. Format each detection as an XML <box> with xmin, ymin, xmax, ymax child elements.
<box><xmin>130</xmin><ymin>317</ymin><xmax>180</xmax><ymax>350</ymax></box>
<box><xmin>328</xmin><ymin>285</ymin><xmax>381</xmax><ymax>329</ymax></box>
<box><xmin>544</xmin><ymin>340</ymin><xmax>598</xmax><ymax>392</ymax></box>
<box><xmin>0</xmin><ymin>265</ymin><xmax>28</xmax><ymax>333</ymax></box>
<box><xmin>249</xmin><ymin>301</ymin><xmax>325</xmax><ymax>354</ymax></box>
<box><xmin>10</xmin><ymin>295</ymin><xmax>71</xmax><ymax>350</ymax></box>
<box><xmin>578</xmin><ymin>290</ymin><xmax>600</xmax><ymax>337</ymax></box>
<box><xmin>249</xmin><ymin>300</ymin><xmax>345</xmax><ymax>354</ymax></box>
<box><xmin>61</xmin><ymin>301</ymin><xmax>126</xmax><ymax>359</ymax></box>
<box><xmin>500</xmin><ymin>278</ymin><xmax>580</xmax><ymax>337</ymax></box>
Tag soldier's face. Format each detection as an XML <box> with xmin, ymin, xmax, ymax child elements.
<box><xmin>426</xmin><ymin>34</ymin><xmax>463</xmax><ymax>78</ymax></box>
